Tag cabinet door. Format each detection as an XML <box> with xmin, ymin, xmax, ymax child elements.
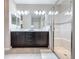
<box><xmin>15</xmin><ymin>32</ymin><xmax>25</xmax><ymax>47</ymax></box>
<box><xmin>24</xmin><ymin>32</ymin><xmax>34</xmax><ymax>46</ymax></box>
<box><xmin>11</xmin><ymin>32</ymin><xmax>17</xmax><ymax>47</ymax></box>
<box><xmin>34</xmin><ymin>32</ymin><xmax>41</xmax><ymax>46</ymax></box>
<box><xmin>40</xmin><ymin>32</ymin><xmax>49</xmax><ymax>47</ymax></box>
<box><xmin>11</xmin><ymin>32</ymin><xmax>26</xmax><ymax>47</ymax></box>
<box><xmin>34</xmin><ymin>32</ymin><xmax>49</xmax><ymax>47</ymax></box>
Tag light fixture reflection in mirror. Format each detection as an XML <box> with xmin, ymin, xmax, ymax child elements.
<box><xmin>11</xmin><ymin>10</ymin><xmax>54</xmax><ymax>30</ymax></box>
<box><xmin>17</xmin><ymin>11</ymin><xmax>21</xmax><ymax>15</ymax></box>
<box><xmin>48</xmin><ymin>11</ymin><xmax>53</xmax><ymax>15</ymax></box>
<box><xmin>21</xmin><ymin>11</ymin><xmax>25</xmax><ymax>15</ymax></box>
<box><xmin>54</xmin><ymin>11</ymin><xmax>58</xmax><ymax>15</ymax></box>
<box><xmin>65</xmin><ymin>11</ymin><xmax>72</xmax><ymax>16</ymax></box>
<box><xmin>42</xmin><ymin>11</ymin><xmax>46</xmax><ymax>15</ymax></box>
<box><xmin>34</xmin><ymin>11</ymin><xmax>46</xmax><ymax>15</ymax></box>
<box><xmin>39</xmin><ymin>11</ymin><xmax>42</xmax><ymax>15</ymax></box>
<box><xmin>24</xmin><ymin>11</ymin><xmax>29</xmax><ymax>15</ymax></box>
<box><xmin>17</xmin><ymin>10</ymin><xmax>30</xmax><ymax>15</ymax></box>
<box><xmin>34</xmin><ymin>11</ymin><xmax>39</xmax><ymax>15</ymax></box>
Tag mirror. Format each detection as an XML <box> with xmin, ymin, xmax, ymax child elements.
<box><xmin>19</xmin><ymin>13</ymin><xmax>46</xmax><ymax>30</ymax></box>
<box><xmin>10</xmin><ymin>9</ymin><xmax>52</xmax><ymax>31</ymax></box>
<box><xmin>9</xmin><ymin>1</ymin><xmax>54</xmax><ymax>31</ymax></box>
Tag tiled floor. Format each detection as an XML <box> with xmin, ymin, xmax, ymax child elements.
<box><xmin>5</xmin><ymin>48</ymin><xmax>58</xmax><ymax>59</ymax></box>
<box><xmin>54</xmin><ymin>38</ymin><xmax>71</xmax><ymax>59</ymax></box>
<box><xmin>54</xmin><ymin>47</ymin><xmax>71</xmax><ymax>59</ymax></box>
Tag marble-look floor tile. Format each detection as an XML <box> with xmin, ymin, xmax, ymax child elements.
<box><xmin>5</xmin><ymin>54</ymin><xmax>41</xmax><ymax>59</ymax></box>
<box><xmin>40</xmin><ymin>49</ymin><xmax>58</xmax><ymax>59</ymax></box>
<box><xmin>5</xmin><ymin>48</ymin><xmax>58</xmax><ymax>59</ymax></box>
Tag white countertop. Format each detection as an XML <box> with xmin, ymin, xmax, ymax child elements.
<box><xmin>10</xmin><ymin>29</ymin><xmax>49</xmax><ymax>32</ymax></box>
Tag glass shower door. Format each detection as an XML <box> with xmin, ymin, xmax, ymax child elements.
<box><xmin>54</xmin><ymin>22</ymin><xmax>71</xmax><ymax>59</ymax></box>
<box><xmin>53</xmin><ymin>0</ymin><xmax>73</xmax><ymax>59</ymax></box>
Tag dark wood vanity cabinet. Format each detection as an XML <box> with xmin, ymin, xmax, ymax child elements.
<box><xmin>11</xmin><ymin>32</ymin><xmax>49</xmax><ymax>48</ymax></box>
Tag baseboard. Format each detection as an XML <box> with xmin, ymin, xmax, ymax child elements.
<box><xmin>5</xmin><ymin>47</ymin><xmax>11</xmax><ymax>51</ymax></box>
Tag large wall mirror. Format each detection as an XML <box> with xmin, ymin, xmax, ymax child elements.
<box><xmin>10</xmin><ymin>10</ymin><xmax>51</xmax><ymax>31</ymax></box>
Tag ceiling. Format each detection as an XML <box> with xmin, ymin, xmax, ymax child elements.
<box><xmin>14</xmin><ymin>0</ymin><xmax>58</xmax><ymax>4</ymax></box>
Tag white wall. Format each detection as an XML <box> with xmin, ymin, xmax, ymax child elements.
<box><xmin>4</xmin><ymin>0</ymin><xmax>11</xmax><ymax>50</ymax></box>
<box><xmin>4</xmin><ymin>0</ymin><xmax>17</xmax><ymax>50</ymax></box>
<box><xmin>16</xmin><ymin>4</ymin><xmax>53</xmax><ymax>11</ymax></box>
<box><xmin>9</xmin><ymin>0</ymin><xmax>16</xmax><ymax>13</ymax></box>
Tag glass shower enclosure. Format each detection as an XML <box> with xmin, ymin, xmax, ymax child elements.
<box><xmin>53</xmin><ymin>0</ymin><xmax>73</xmax><ymax>59</ymax></box>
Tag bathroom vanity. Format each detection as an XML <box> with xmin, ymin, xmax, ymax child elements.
<box><xmin>11</xmin><ymin>31</ymin><xmax>49</xmax><ymax>48</ymax></box>
<box><xmin>10</xmin><ymin>10</ymin><xmax>50</xmax><ymax>48</ymax></box>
